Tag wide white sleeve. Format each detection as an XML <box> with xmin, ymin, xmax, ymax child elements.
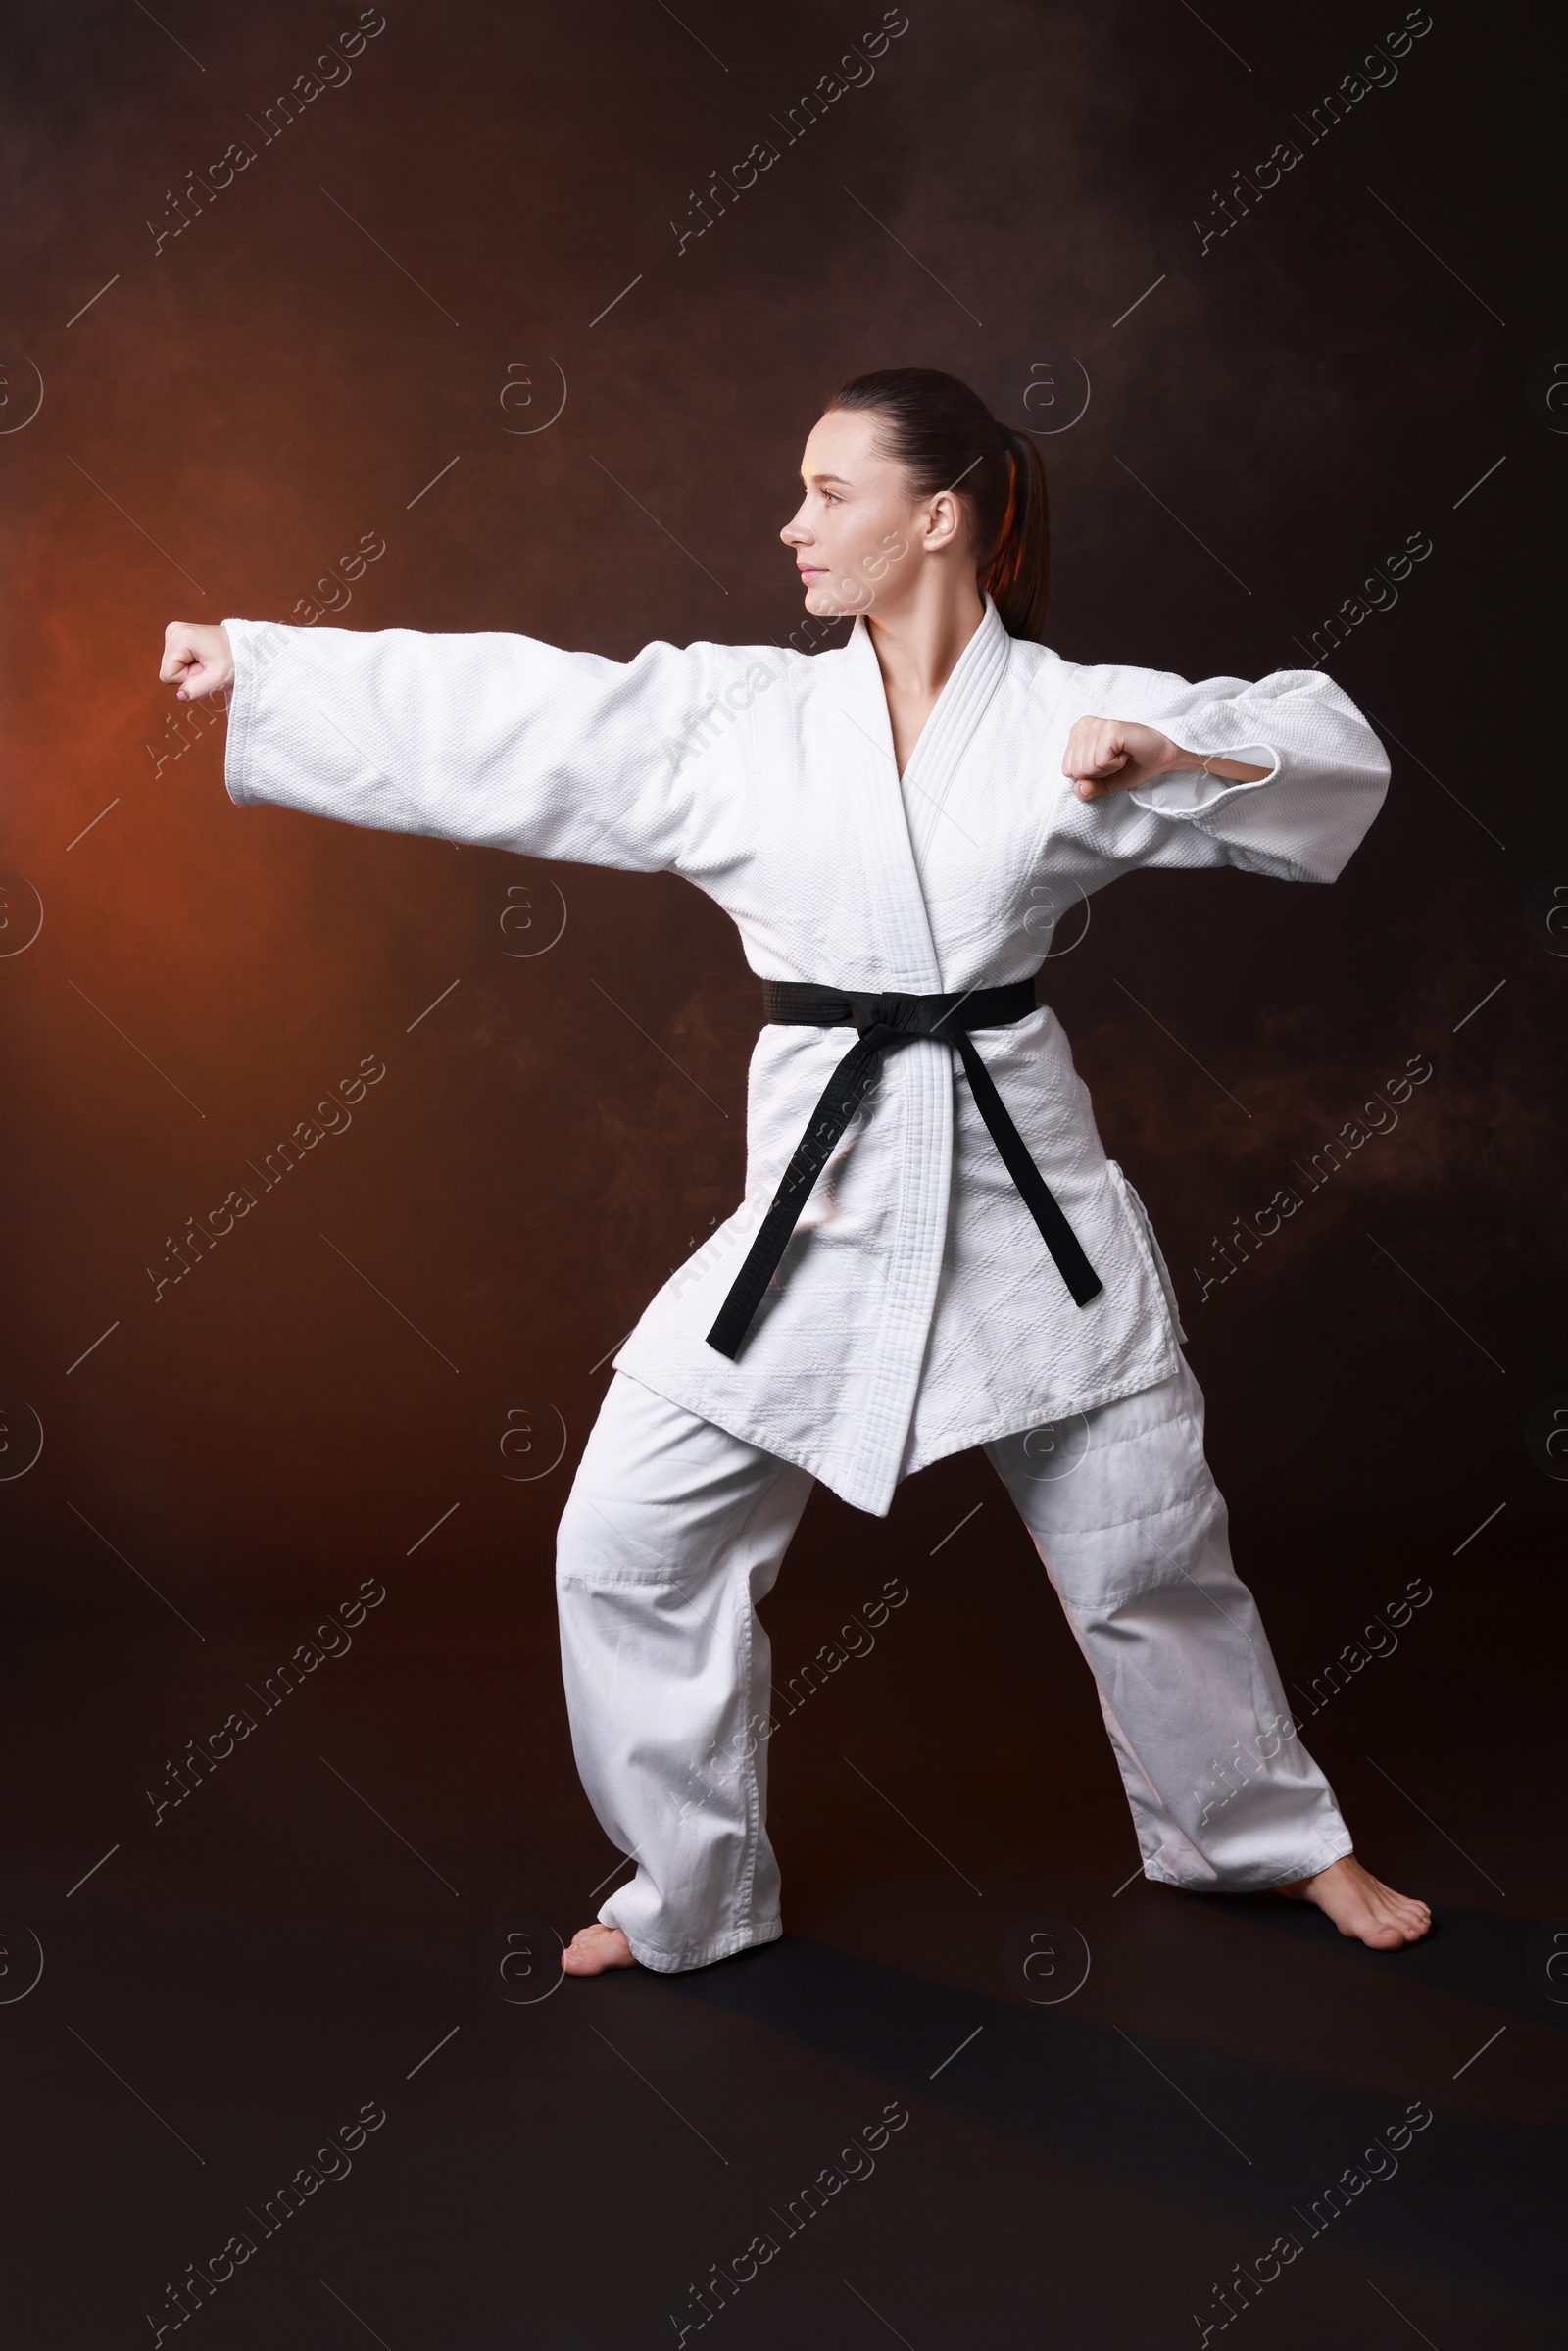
<box><xmin>220</xmin><ymin>617</ymin><xmax>768</xmax><ymax>877</ymax></box>
<box><xmin>1080</xmin><ymin>660</ymin><xmax>1390</xmax><ymax>883</ymax></box>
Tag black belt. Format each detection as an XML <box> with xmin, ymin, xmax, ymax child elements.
<box><xmin>705</xmin><ymin>980</ymin><xmax>1103</xmax><ymax>1359</ymax></box>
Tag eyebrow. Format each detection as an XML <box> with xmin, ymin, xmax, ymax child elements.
<box><xmin>804</xmin><ymin>470</ymin><xmax>852</xmax><ymax>488</ymax></box>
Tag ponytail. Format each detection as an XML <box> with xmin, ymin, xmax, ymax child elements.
<box><xmin>825</xmin><ymin>367</ymin><xmax>1052</xmax><ymax>640</ymax></box>
<box><xmin>987</xmin><ymin>427</ymin><xmax>1051</xmax><ymax>642</ymax></box>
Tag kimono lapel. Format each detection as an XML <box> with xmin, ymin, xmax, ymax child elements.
<box><xmin>899</xmin><ymin>598</ymin><xmax>1012</xmax><ymax>873</ymax></box>
<box><xmin>824</xmin><ymin>611</ymin><xmax>999</xmax><ymax>1505</ymax></box>
<box><xmin>834</xmin><ymin>615</ymin><xmax>943</xmax><ymax>991</ymax></box>
<box><xmin>833</xmin><ymin>602</ymin><xmax>1012</xmax><ymax>991</ymax></box>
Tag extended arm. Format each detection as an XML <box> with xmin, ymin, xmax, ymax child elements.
<box><xmin>160</xmin><ymin>617</ymin><xmax>771</xmax><ymax>879</ymax></box>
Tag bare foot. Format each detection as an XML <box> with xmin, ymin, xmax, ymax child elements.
<box><xmin>561</xmin><ymin>1923</ymin><xmax>638</xmax><ymax>1977</ymax></box>
<box><xmin>1278</xmin><ymin>1854</ymin><xmax>1431</xmax><ymax>1949</ymax></box>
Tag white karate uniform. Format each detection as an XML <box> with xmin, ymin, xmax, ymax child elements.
<box><xmin>220</xmin><ymin>598</ymin><xmax>1384</xmax><ymax>1968</ymax></box>
<box><xmin>560</xmin><ymin>1362</ymin><xmax>1352</xmax><ymax>1972</ymax></box>
<box><xmin>221</xmin><ymin>599</ymin><xmax>1388</xmax><ymax>1518</ymax></box>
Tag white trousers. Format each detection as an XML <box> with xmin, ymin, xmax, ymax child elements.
<box><xmin>556</xmin><ymin>1360</ymin><xmax>1352</xmax><ymax>1973</ymax></box>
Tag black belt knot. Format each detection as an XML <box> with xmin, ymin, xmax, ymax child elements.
<box><xmin>705</xmin><ymin>978</ymin><xmax>1103</xmax><ymax>1360</ymax></box>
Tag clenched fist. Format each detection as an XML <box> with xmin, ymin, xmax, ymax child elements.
<box><xmin>161</xmin><ymin>621</ymin><xmax>234</xmax><ymax>702</ymax></box>
<box><xmin>1062</xmin><ymin>716</ymin><xmax>1267</xmax><ymax>801</ymax></box>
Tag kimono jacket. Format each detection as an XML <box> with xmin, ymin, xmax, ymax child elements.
<box><xmin>220</xmin><ymin>597</ymin><xmax>1389</xmax><ymax>1515</ymax></box>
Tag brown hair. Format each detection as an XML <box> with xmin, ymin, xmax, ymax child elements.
<box><xmin>824</xmin><ymin>367</ymin><xmax>1051</xmax><ymax>639</ymax></box>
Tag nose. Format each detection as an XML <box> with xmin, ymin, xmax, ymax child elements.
<box><xmin>780</xmin><ymin>502</ymin><xmax>811</xmax><ymax>548</ymax></box>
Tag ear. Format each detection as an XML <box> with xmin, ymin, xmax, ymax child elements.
<box><xmin>921</xmin><ymin>489</ymin><xmax>967</xmax><ymax>555</ymax></box>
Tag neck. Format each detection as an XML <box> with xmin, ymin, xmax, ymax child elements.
<box><xmin>864</xmin><ymin>570</ymin><xmax>987</xmax><ymax>697</ymax></box>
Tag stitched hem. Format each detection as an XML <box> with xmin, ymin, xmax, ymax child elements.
<box><xmin>616</xmin><ymin>1916</ymin><xmax>783</xmax><ymax>1975</ymax></box>
<box><xmin>614</xmin><ymin>1337</ymin><xmax>1191</xmax><ymax>1520</ymax></box>
<box><xmin>221</xmin><ymin>617</ymin><xmax>257</xmax><ymax>806</ymax></box>
<box><xmin>1141</xmin><ymin>1827</ymin><xmax>1354</xmax><ymax>1894</ymax></box>
<box><xmin>899</xmin><ymin>1340</ymin><xmax>1191</xmax><ymax>1488</ymax></box>
<box><xmin>1264</xmin><ymin>1826</ymin><xmax>1356</xmax><ymax>1887</ymax></box>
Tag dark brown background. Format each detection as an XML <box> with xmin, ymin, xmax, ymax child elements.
<box><xmin>1</xmin><ymin>3</ymin><xmax>1562</xmax><ymax>2345</ymax></box>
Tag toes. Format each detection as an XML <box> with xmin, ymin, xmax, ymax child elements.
<box><xmin>559</xmin><ymin>1924</ymin><xmax>634</xmax><ymax>1975</ymax></box>
<box><xmin>1386</xmin><ymin>1903</ymin><xmax>1431</xmax><ymax>1935</ymax></box>
<box><xmin>1365</xmin><ymin>1906</ymin><xmax>1430</xmax><ymax>1948</ymax></box>
<box><xmin>563</xmin><ymin>1925</ymin><xmax>617</xmax><ymax>1972</ymax></box>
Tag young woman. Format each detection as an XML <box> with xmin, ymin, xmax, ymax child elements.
<box><xmin>162</xmin><ymin>367</ymin><xmax>1431</xmax><ymax>1974</ymax></box>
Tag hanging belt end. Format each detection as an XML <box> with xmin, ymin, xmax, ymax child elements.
<box><xmin>705</xmin><ymin>1311</ymin><xmax>745</xmax><ymax>1360</ymax></box>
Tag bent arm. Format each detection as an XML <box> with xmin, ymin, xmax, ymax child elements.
<box><xmin>1071</xmin><ymin>661</ymin><xmax>1391</xmax><ymax>884</ymax></box>
<box><xmin>1064</xmin><ymin>715</ymin><xmax>1270</xmax><ymax>797</ymax></box>
<box><xmin>171</xmin><ymin>616</ymin><xmax>768</xmax><ymax>876</ymax></box>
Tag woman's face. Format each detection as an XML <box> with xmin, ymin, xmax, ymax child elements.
<box><xmin>781</xmin><ymin>407</ymin><xmax>961</xmax><ymax>618</ymax></box>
